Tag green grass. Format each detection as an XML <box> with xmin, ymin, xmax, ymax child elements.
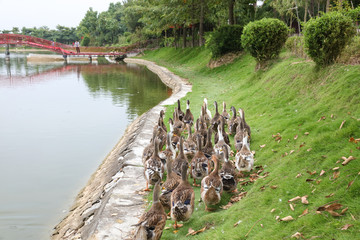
<box><xmin>140</xmin><ymin>47</ymin><xmax>360</xmax><ymax>239</ymax></box>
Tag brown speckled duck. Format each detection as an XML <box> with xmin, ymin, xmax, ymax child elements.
<box><xmin>201</xmin><ymin>155</ymin><xmax>223</xmax><ymax>211</ymax></box>
<box><xmin>144</xmin><ymin>139</ymin><xmax>165</xmax><ymax>191</ymax></box>
<box><xmin>183</xmin><ymin>100</ymin><xmax>194</xmax><ymax>127</ymax></box>
<box><xmin>214</xmin><ymin>122</ymin><xmax>231</xmax><ymax>161</ymax></box>
<box><xmin>219</xmin><ymin>146</ymin><xmax>238</xmax><ymax>192</ymax></box>
<box><xmin>133</xmin><ymin>181</ymin><xmax>167</xmax><ymax>240</ymax></box>
<box><xmin>221</xmin><ymin>101</ymin><xmax>230</xmax><ymax>122</ymax></box>
<box><xmin>203</xmin><ymin>127</ymin><xmax>214</xmax><ymax>160</ymax></box>
<box><xmin>183</xmin><ymin>124</ymin><xmax>197</xmax><ymax>162</ymax></box>
<box><xmin>239</xmin><ymin>108</ymin><xmax>251</xmax><ymax>138</ymax></box>
<box><xmin>160</xmin><ymin>143</ymin><xmax>181</xmax><ymax>212</ymax></box>
<box><xmin>227</xmin><ymin>106</ymin><xmax>238</xmax><ymax>135</ymax></box>
<box><xmin>172</xmin><ymin>136</ymin><xmax>188</xmax><ymax>177</ymax></box>
<box><xmin>191</xmin><ymin>135</ymin><xmax>210</xmax><ymax>186</ymax></box>
<box><xmin>176</xmin><ymin>99</ymin><xmax>185</xmax><ymax>122</ymax></box>
<box><xmin>170</xmin><ymin>162</ymin><xmax>195</xmax><ymax>229</ymax></box>
<box><xmin>234</xmin><ymin>118</ymin><xmax>247</xmax><ymax>152</ymax></box>
<box><xmin>235</xmin><ymin>134</ymin><xmax>254</xmax><ymax>175</ymax></box>
<box><xmin>173</xmin><ymin>108</ymin><xmax>185</xmax><ymax>135</ymax></box>
<box><xmin>210</xmin><ymin>101</ymin><xmax>221</xmax><ymax>131</ymax></box>
<box><xmin>168</xmin><ymin>118</ymin><xmax>180</xmax><ymax>152</ymax></box>
<box><xmin>214</xmin><ymin>117</ymin><xmax>230</xmax><ymax>146</ymax></box>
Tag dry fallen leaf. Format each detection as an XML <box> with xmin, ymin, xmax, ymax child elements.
<box><xmin>296</xmin><ymin>173</ymin><xmax>302</xmax><ymax>178</ymax></box>
<box><xmin>339</xmin><ymin>120</ymin><xmax>346</xmax><ymax>129</ymax></box>
<box><xmin>301</xmin><ymin>196</ymin><xmax>309</xmax><ymax>204</ymax></box>
<box><xmin>320</xmin><ymin>170</ymin><xmax>325</xmax><ymax>176</ymax></box>
<box><xmin>325</xmin><ymin>193</ymin><xmax>334</xmax><ymax>198</ymax></box>
<box><xmin>332</xmin><ymin>171</ymin><xmax>340</xmax><ymax>179</ymax></box>
<box><xmin>289</xmin><ymin>203</ymin><xmax>295</xmax><ymax>211</ymax></box>
<box><xmin>289</xmin><ymin>150</ymin><xmax>295</xmax><ymax>154</ymax></box>
<box><xmin>294</xmin><ymin>134</ymin><xmax>298</xmax><ymax>140</ymax></box>
<box><xmin>307</xmin><ymin>170</ymin><xmax>317</xmax><ymax>175</ymax></box>
<box><xmin>270</xmin><ymin>208</ymin><xmax>276</xmax><ymax>213</ymax></box>
<box><xmin>270</xmin><ymin>185</ymin><xmax>278</xmax><ymax>189</ymax></box>
<box><xmin>304</xmin><ymin>132</ymin><xmax>310</xmax><ymax>135</ymax></box>
<box><xmin>173</xmin><ymin>230</ymin><xmax>179</xmax><ymax>234</ymax></box>
<box><xmin>347</xmin><ymin>180</ymin><xmax>354</xmax><ymax>189</ymax></box>
<box><xmin>342</xmin><ymin>156</ymin><xmax>356</xmax><ymax>166</ymax></box>
<box><xmin>318</xmin><ymin>116</ymin><xmax>326</xmax><ymax>122</ymax></box>
<box><xmin>333</xmin><ymin>167</ymin><xmax>340</xmax><ymax>171</ymax></box>
<box><xmin>341</xmin><ymin>224</ymin><xmax>353</xmax><ymax>230</ymax></box>
<box><xmin>291</xmin><ymin>232</ymin><xmax>304</xmax><ymax>239</ymax></box>
<box><xmin>307</xmin><ymin>148</ymin><xmax>312</xmax><ymax>152</ymax></box>
<box><xmin>341</xmin><ymin>207</ymin><xmax>349</xmax><ymax>215</ymax></box>
<box><xmin>350</xmin><ymin>213</ymin><xmax>356</xmax><ymax>220</ymax></box>
<box><xmin>280</xmin><ymin>216</ymin><xmax>294</xmax><ymax>221</ymax></box>
<box><xmin>288</xmin><ymin>196</ymin><xmax>301</xmax><ymax>202</ymax></box>
<box><xmin>298</xmin><ymin>208</ymin><xmax>309</xmax><ymax>218</ymax></box>
<box><xmin>349</xmin><ymin>137</ymin><xmax>359</xmax><ymax>143</ymax></box>
<box><xmin>260</xmin><ymin>144</ymin><xmax>266</xmax><ymax>148</ymax></box>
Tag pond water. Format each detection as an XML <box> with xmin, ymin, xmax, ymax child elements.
<box><xmin>0</xmin><ymin>53</ymin><xmax>170</xmax><ymax>240</ymax></box>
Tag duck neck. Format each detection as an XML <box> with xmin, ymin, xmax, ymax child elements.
<box><xmin>212</xmin><ymin>156</ymin><xmax>219</xmax><ymax>175</ymax></box>
<box><xmin>223</xmin><ymin>102</ymin><xmax>226</xmax><ymax>112</ymax></box>
<box><xmin>187</xmin><ymin>124</ymin><xmax>192</xmax><ymax>140</ymax></box>
<box><xmin>186</xmin><ymin>100</ymin><xmax>190</xmax><ymax>110</ymax></box>
<box><xmin>197</xmin><ymin>135</ymin><xmax>202</xmax><ymax>151</ymax></box>
<box><xmin>179</xmin><ymin>137</ymin><xmax>185</xmax><ymax>158</ymax></box>
<box><xmin>153</xmin><ymin>182</ymin><xmax>161</xmax><ymax>203</ymax></box>
<box><xmin>215</xmin><ymin>101</ymin><xmax>218</xmax><ymax>114</ymax></box>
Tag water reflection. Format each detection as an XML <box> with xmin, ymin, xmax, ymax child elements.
<box><xmin>0</xmin><ymin>53</ymin><xmax>170</xmax><ymax>240</ymax></box>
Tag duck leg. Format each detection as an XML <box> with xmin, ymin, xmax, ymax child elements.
<box><xmin>192</xmin><ymin>179</ymin><xmax>200</xmax><ymax>187</ymax></box>
<box><xmin>144</xmin><ymin>181</ymin><xmax>151</xmax><ymax>191</ymax></box>
<box><xmin>173</xmin><ymin>221</ymin><xmax>183</xmax><ymax>229</ymax></box>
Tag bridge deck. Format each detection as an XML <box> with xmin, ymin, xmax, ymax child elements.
<box><xmin>0</xmin><ymin>34</ymin><xmax>126</xmax><ymax>57</ymax></box>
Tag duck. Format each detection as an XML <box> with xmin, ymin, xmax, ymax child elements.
<box><xmin>201</xmin><ymin>154</ymin><xmax>223</xmax><ymax>211</ymax></box>
<box><xmin>183</xmin><ymin>100</ymin><xmax>194</xmax><ymax>127</ymax></box>
<box><xmin>160</xmin><ymin>141</ymin><xmax>181</xmax><ymax>212</ymax></box>
<box><xmin>210</xmin><ymin>101</ymin><xmax>222</xmax><ymax>131</ymax></box>
<box><xmin>168</xmin><ymin>118</ymin><xmax>180</xmax><ymax>152</ymax></box>
<box><xmin>172</xmin><ymin>136</ymin><xmax>188</xmax><ymax>177</ymax></box>
<box><xmin>227</xmin><ymin>106</ymin><xmax>238</xmax><ymax>135</ymax></box>
<box><xmin>214</xmin><ymin>117</ymin><xmax>230</xmax><ymax>146</ymax></box>
<box><xmin>173</xmin><ymin>108</ymin><xmax>185</xmax><ymax>135</ymax></box>
<box><xmin>203</xmin><ymin>127</ymin><xmax>214</xmax><ymax>160</ymax></box>
<box><xmin>133</xmin><ymin>181</ymin><xmax>167</xmax><ymax>240</ymax></box>
<box><xmin>221</xmin><ymin>101</ymin><xmax>230</xmax><ymax>122</ymax></box>
<box><xmin>203</xmin><ymin>98</ymin><xmax>212</xmax><ymax>119</ymax></box>
<box><xmin>159</xmin><ymin>110</ymin><xmax>167</xmax><ymax>132</ymax></box>
<box><xmin>234</xmin><ymin>118</ymin><xmax>247</xmax><ymax>152</ymax></box>
<box><xmin>191</xmin><ymin>135</ymin><xmax>210</xmax><ymax>186</ymax></box>
<box><xmin>183</xmin><ymin>124</ymin><xmax>197</xmax><ymax>162</ymax></box>
<box><xmin>142</xmin><ymin>128</ymin><xmax>158</xmax><ymax>165</ymax></box>
<box><xmin>154</xmin><ymin>117</ymin><xmax>167</xmax><ymax>150</ymax></box>
<box><xmin>219</xmin><ymin>146</ymin><xmax>238</xmax><ymax>192</ymax></box>
<box><xmin>170</xmin><ymin>162</ymin><xmax>195</xmax><ymax>229</ymax></box>
<box><xmin>235</xmin><ymin>134</ymin><xmax>254</xmax><ymax>176</ymax></box>
<box><xmin>176</xmin><ymin>99</ymin><xmax>185</xmax><ymax>122</ymax></box>
<box><xmin>200</xmin><ymin>104</ymin><xmax>211</xmax><ymax>128</ymax></box>
<box><xmin>144</xmin><ymin>139</ymin><xmax>165</xmax><ymax>191</ymax></box>
<box><xmin>214</xmin><ymin>123</ymin><xmax>231</xmax><ymax>161</ymax></box>
<box><xmin>192</xmin><ymin>117</ymin><xmax>207</xmax><ymax>147</ymax></box>
<box><xmin>239</xmin><ymin>108</ymin><xmax>251</xmax><ymax>138</ymax></box>
<box><xmin>159</xmin><ymin>132</ymin><xmax>176</xmax><ymax>167</ymax></box>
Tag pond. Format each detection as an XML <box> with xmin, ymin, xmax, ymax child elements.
<box><xmin>0</xmin><ymin>53</ymin><xmax>170</xmax><ymax>240</ymax></box>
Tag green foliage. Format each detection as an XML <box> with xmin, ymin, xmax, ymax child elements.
<box><xmin>345</xmin><ymin>6</ymin><xmax>360</xmax><ymax>22</ymax></box>
<box><xmin>304</xmin><ymin>12</ymin><xmax>356</xmax><ymax>66</ymax></box>
<box><xmin>81</xmin><ymin>35</ymin><xmax>90</xmax><ymax>46</ymax></box>
<box><xmin>241</xmin><ymin>18</ymin><xmax>289</xmax><ymax>63</ymax></box>
<box><xmin>205</xmin><ymin>25</ymin><xmax>243</xmax><ymax>58</ymax></box>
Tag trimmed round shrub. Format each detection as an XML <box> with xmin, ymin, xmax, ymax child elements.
<box><xmin>81</xmin><ymin>36</ymin><xmax>90</xmax><ymax>46</ymax></box>
<box><xmin>241</xmin><ymin>18</ymin><xmax>289</xmax><ymax>63</ymax></box>
<box><xmin>206</xmin><ymin>25</ymin><xmax>243</xmax><ymax>58</ymax></box>
<box><xmin>304</xmin><ymin>12</ymin><xmax>356</xmax><ymax>66</ymax></box>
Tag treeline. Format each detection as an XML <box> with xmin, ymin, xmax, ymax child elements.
<box><xmin>1</xmin><ymin>0</ymin><xmax>359</xmax><ymax>47</ymax></box>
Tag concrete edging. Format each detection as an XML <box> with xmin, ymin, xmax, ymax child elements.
<box><xmin>52</xmin><ymin>58</ymin><xmax>192</xmax><ymax>239</ymax></box>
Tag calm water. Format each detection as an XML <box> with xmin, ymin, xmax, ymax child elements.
<box><xmin>0</xmin><ymin>53</ymin><xmax>170</xmax><ymax>239</ymax></box>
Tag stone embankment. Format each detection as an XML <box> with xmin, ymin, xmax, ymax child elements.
<box><xmin>52</xmin><ymin>58</ymin><xmax>192</xmax><ymax>239</ymax></box>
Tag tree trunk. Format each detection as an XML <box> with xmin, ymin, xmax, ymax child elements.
<box><xmin>228</xmin><ymin>0</ymin><xmax>235</xmax><ymax>25</ymax></box>
<box><xmin>191</xmin><ymin>24</ymin><xmax>195</xmax><ymax>47</ymax></box>
<box><xmin>199</xmin><ymin>0</ymin><xmax>205</xmax><ymax>47</ymax></box>
<box><xmin>326</xmin><ymin>0</ymin><xmax>330</xmax><ymax>13</ymax></box>
<box><xmin>183</xmin><ymin>24</ymin><xmax>187</xmax><ymax>48</ymax></box>
<box><xmin>304</xmin><ymin>0</ymin><xmax>308</xmax><ymax>23</ymax></box>
<box><xmin>310</xmin><ymin>0</ymin><xmax>315</xmax><ymax>16</ymax></box>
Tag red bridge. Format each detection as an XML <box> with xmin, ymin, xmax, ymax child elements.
<box><xmin>0</xmin><ymin>34</ymin><xmax>127</xmax><ymax>58</ymax></box>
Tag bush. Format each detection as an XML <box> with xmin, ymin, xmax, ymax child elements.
<box><xmin>206</xmin><ymin>25</ymin><xmax>243</xmax><ymax>58</ymax></box>
<box><xmin>304</xmin><ymin>12</ymin><xmax>356</xmax><ymax>66</ymax></box>
<box><xmin>241</xmin><ymin>18</ymin><xmax>289</xmax><ymax>63</ymax></box>
<box><xmin>81</xmin><ymin>36</ymin><xmax>90</xmax><ymax>46</ymax></box>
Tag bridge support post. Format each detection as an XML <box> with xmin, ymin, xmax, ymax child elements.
<box><xmin>89</xmin><ymin>56</ymin><xmax>92</xmax><ymax>63</ymax></box>
<box><xmin>5</xmin><ymin>44</ymin><xmax>10</xmax><ymax>60</ymax></box>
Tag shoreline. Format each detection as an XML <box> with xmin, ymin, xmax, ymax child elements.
<box><xmin>52</xmin><ymin>58</ymin><xmax>192</xmax><ymax>239</ymax></box>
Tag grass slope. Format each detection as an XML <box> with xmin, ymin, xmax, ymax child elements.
<box><xmin>140</xmin><ymin>48</ymin><xmax>360</xmax><ymax>240</ymax></box>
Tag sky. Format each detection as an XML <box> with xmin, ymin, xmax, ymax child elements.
<box><xmin>0</xmin><ymin>0</ymin><xmax>119</xmax><ymax>31</ymax></box>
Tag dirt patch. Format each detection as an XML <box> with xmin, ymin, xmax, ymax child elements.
<box><xmin>207</xmin><ymin>52</ymin><xmax>243</xmax><ymax>68</ymax></box>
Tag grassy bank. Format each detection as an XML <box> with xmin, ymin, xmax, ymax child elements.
<box><xmin>140</xmin><ymin>48</ymin><xmax>360</xmax><ymax>239</ymax></box>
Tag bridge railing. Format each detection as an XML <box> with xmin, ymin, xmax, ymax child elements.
<box><xmin>0</xmin><ymin>34</ymin><xmax>71</xmax><ymax>49</ymax></box>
